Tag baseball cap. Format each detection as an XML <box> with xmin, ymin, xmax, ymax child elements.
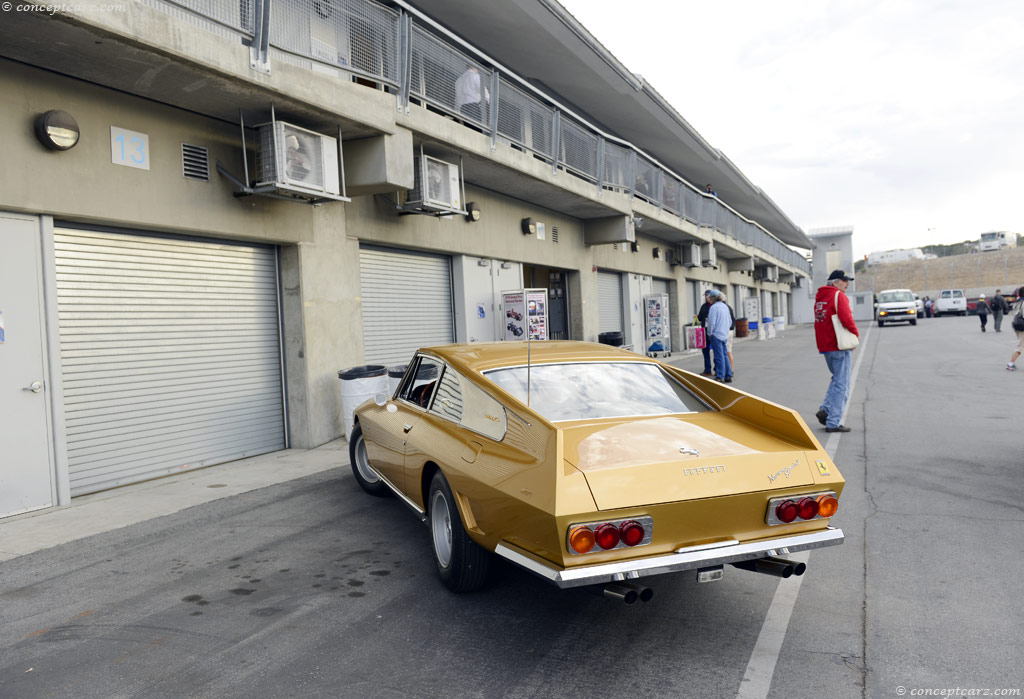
<box><xmin>707</xmin><ymin>289</ymin><xmax>722</xmax><ymax>299</ymax></box>
<box><xmin>979</xmin><ymin>293</ymin><xmax>985</xmax><ymax>298</ymax></box>
<box><xmin>827</xmin><ymin>269</ymin><xmax>854</xmax><ymax>282</ymax></box>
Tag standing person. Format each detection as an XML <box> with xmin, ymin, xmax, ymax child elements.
<box><xmin>722</xmin><ymin>293</ymin><xmax>737</xmax><ymax>374</ymax></box>
<box><xmin>924</xmin><ymin>296</ymin><xmax>933</xmax><ymax>318</ymax></box>
<box><xmin>814</xmin><ymin>270</ymin><xmax>859</xmax><ymax>433</ymax></box>
<box><xmin>990</xmin><ymin>289</ymin><xmax>1009</xmax><ymax>332</ymax></box>
<box><xmin>696</xmin><ymin>289</ymin><xmax>714</xmax><ymax>376</ymax></box>
<box><xmin>706</xmin><ymin>290</ymin><xmax>733</xmax><ymax>383</ymax></box>
<box><xmin>1007</xmin><ymin>288</ymin><xmax>1024</xmax><ymax>371</ymax></box>
<box><xmin>705</xmin><ymin>184</ymin><xmax>717</xmax><ymax>197</ymax></box>
<box><xmin>455</xmin><ymin>65</ymin><xmax>489</xmax><ymax>123</ymax></box>
<box><xmin>976</xmin><ymin>294</ymin><xmax>990</xmax><ymax>332</ymax></box>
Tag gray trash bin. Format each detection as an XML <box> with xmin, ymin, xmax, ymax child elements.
<box><xmin>387</xmin><ymin>365</ymin><xmax>407</xmax><ymax>397</ymax></box>
<box><xmin>338</xmin><ymin>365</ymin><xmax>387</xmax><ymax>440</ymax></box>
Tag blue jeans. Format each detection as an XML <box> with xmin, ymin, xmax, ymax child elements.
<box><xmin>702</xmin><ymin>345</ymin><xmax>712</xmax><ymax>373</ymax></box>
<box><xmin>710</xmin><ymin>335</ymin><xmax>732</xmax><ymax>380</ymax></box>
<box><xmin>820</xmin><ymin>350</ymin><xmax>852</xmax><ymax>428</ymax></box>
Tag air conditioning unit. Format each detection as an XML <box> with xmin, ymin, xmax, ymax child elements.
<box><xmin>256</xmin><ymin>121</ymin><xmax>342</xmax><ymax>200</ymax></box>
<box><xmin>406</xmin><ymin>154</ymin><xmax>464</xmax><ymax>214</ymax></box>
<box><xmin>701</xmin><ymin>242</ymin><xmax>717</xmax><ymax>268</ymax></box>
<box><xmin>763</xmin><ymin>265</ymin><xmax>779</xmax><ymax>282</ymax></box>
<box><xmin>682</xmin><ymin>242</ymin><xmax>701</xmax><ymax>267</ymax></box>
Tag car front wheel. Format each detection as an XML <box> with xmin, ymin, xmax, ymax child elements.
<box><xmin>349</xmin><ymin>423</ymin><xmax>390</xmax><ymax>497</ymax></box>
<box><xmin>911</xmin><ymin>319</ymin><xmax>917</xmax><ymax>326</ymax></box>
<box><xmin>428</xmin><ymin>471</ymin><xmax>489</xmax><ymax>592</ymax></box>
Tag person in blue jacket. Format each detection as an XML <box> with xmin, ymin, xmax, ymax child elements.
<box><xmin>706</xmin><ymin>289</ymin><xmax>733</xmax><ymax>383</ymax></box>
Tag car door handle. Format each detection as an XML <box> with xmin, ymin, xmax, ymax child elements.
<box><xmin>23</xmin><ymin>381</ymin><xmax>44</xmax><ymax>393</ymax></box>
<box><xmin>403</xmin><ymin>423</ymin><xmax>414</xmax><ymax>433</ymax></box>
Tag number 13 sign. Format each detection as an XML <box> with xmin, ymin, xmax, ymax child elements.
<box><xmin>110</xmin><ymin>126</ymin><xmax>150</xmax><ymax>170</ymax></box>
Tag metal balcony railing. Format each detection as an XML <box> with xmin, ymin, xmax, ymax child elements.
<box><xmin>140</xmin><ymin>0</ymin><xmax>809</xmax><ymax>274</ymax></box>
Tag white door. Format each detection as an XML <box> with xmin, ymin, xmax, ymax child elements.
<box><xmin>0</xmin><ymin>214</ymin><xmax>54</xmax><ymax>517</ymax></box>
<box><xmin>451</xmin><ymin>256</ymin><xmax>523</xmax><ymax>343</ymax></box>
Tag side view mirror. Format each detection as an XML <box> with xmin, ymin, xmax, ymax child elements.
<box><xmin>374</xmin><ymin>392</ymin><xmax>388</xmax><ymax>407</ymax></box>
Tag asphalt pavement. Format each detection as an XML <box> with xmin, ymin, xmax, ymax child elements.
<box><xmin>1</xmin><ymin>317</ymin><xmax>1021</xmax><ymax>699</ymax></box>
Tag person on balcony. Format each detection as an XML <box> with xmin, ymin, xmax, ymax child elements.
<box><xmin>455</xmin><ymin>65</ymin><xmax>489</xmax><ymax>123</ymax></box>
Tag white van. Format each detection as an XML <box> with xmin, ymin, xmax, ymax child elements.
<box><xmin>934</xmin><ymin>289</ymin><xmax>967</xmax><ymax>316</ymax></box>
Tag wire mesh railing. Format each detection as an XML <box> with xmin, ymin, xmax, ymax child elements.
<box><xmin>634</xmin><ymin>155</ymin><xmax>659</xmax><ymax>206</ymax></box>
<box><xmin>558</xmin><ymin>116</ymin><xmax>599</xmax><ymax>181</ymax></box>
<box><xmin>268</xmin><ymin>0</ymin><xmax>399</xmax><ymax>85</ymax></box>
<box><xmin>410</xmin><ymin>24</ymin><xmax>492</xmax><ymax>129</ymax></box>
<box><xmin>495</xmin><ymin>76</ymin><xmax>555</xmax><ymax>160</ymax></box>
<box><xmin>140</xmin><ymin>0</ymin><xmax>254</xmax><ymax>37</ymax></box>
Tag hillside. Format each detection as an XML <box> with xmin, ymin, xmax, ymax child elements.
<box><xmin>856</xmin><ymin>246</ymin><xmax>1024</xmax><ymax>299</ymax></box>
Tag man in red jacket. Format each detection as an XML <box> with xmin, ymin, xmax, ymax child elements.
<box><xmin>814</xmin><ymin>270</ymin><xmax>859</xmax><ymax>433</ymax></box>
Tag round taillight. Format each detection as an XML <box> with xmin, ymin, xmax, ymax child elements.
<box><xmin>595</xmin><ymin>523</ymin><xmax>620</xmax><ymax>550</ymax></box>
<box><xmin>620</xmin><ymin>520</ymin><xmax>645</xmax><ymax>547</ymax></box>
<box><xmin>775</xmin><ymin>499</ymin><xmax>798</xmax><ymax>523</ymax></box>
<box><xmin>817</xmin><ymin>494</ymin><xmax>839</xmax><ymax>517</ymax></box>
<box><xmin>797</xmin><ymin>497</ymin><xmax>819</xmax><ymax>520</ymax></box>
<box><xmin>569</xmin><ymin>526</ymin><xmax>595</xmax><ymax>554</ymax></box>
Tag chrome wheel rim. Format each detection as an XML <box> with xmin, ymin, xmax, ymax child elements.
<box><xmin>430</xmin><ymin>490</ymin><xmax>453</xmax><ymax>568</ymax></box>
<box><xmin>354</xmin><ymin>434</ymin><xmax>380</xmax><ymax>484</ymax></box>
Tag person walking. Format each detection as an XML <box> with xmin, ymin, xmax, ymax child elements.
<box><xmin>976</xmin><ymin>294</ymin><xmax>990</xmax><ymax>332</ymax></box>
<box><xmin>1007</xmin><ymin>288</ymin><xmax>1024</xmax><ymax>371</ymax></box>
<box><xmin>990</xmin><ymin>289</ymin><xmax>1010</xmax><ymax>332</ymax></box>
<box><xmin>814</xmin><ymin>270</ymin><xmax>859</xmax><ymax>433</ymax></box>
<box><xmin>706</xmin><ymin>289</ymin><xmax>733</xmax><ymax>383</ymax></box>
<box><xmin>696</xmin><ymin>289</ymin><xmax>714</xmax><ymax>376</ymax></box>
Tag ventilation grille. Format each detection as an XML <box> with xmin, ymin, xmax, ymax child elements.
<box><xmin>182</xmin><ymin>143</ymin><xmax>210</xmax><ymax>181</ymax></box>
<box><xmin>552</xmin><ymin>225</ymin><xmax>559</xmax><ymax>243</ymax></box>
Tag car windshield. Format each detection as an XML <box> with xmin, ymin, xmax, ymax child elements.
<box><xmin>484</xmin><ymin>362</ymin><xmax>708</xmax><ymax>422</ymax></box>
<box><xmin>879</xmin><ymin>291</ymin><xmax>914</xmax><ymax>303</ymax></box>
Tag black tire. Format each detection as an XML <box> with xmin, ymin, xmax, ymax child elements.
<box><xmin>428</xmin><ymin>471</ymin><xmax>489</xmax><ymax>592</ymax></box>
<box><xmin>910</xmin><ymin>319</ymin><xmax>917</xmax><ymax>326</ymax></box>
<box><xmin>349</xmin><ymin>423</ymin><xmax>390</xmax><ymax>497</ymax></box>
<box><xmin>878</xmin><ymin>320</ymin><xmax>884</xmax><ymax>327</ymax></box>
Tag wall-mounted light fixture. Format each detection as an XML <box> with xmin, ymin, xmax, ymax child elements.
<box><xmin>521</xmin><ymin>217</ymin><xmax>536</xmax><ymax>235</ymax></box>
<box><xmin>465</xmin><ymin>202</ymin><xmax>481</xmax><ymax>222</ymax></box>
<box><xmin>630</xmin><ymin>241</ymin><xmax>639</xmax><ymax>253</ymax></box>
<box><xmin>35</xmin><ymin>110</ymin><xmax>80</xmax><ymax>151</ymax></box>
<box><xmin>653</xmin><ymin>247</ymin><xmax>664</xmax><ymax>261</ymax></box>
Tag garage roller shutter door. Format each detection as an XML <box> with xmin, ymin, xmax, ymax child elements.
<box><xmin>360</xmin><ymin>246</ymin><xmax>453</xmax><ymax>367</ymax></box>
<box><xmin>55</xmin><ymin>228</ymin><xmax>285</xmax><ymax>496</ymax></box>
<box><xmin>597</xmin><ymin>271</ymin><xmax>623</xmax><ymax>333</ymax></box>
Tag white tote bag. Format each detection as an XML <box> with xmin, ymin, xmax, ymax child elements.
<box><xmin>832</xmin><ymin>314</ymin><xmax>859</xmax><ymax>350</ymax></box>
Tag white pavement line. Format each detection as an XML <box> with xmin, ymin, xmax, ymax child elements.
<box><xmin>736</xmin><ymin>322</ymin><xmax>873</xmax><ymax>699</ymax></box>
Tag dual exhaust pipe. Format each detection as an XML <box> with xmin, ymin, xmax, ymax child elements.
<box><xmin>599</xmin><ymin>556</ymin><xmax>804</xmax><ymax>604</ymax></box>
<box><xmin>601</xmin><ymin>581</ymin><xmax>654</xmax><ymax>605</ymax></box>
<box><xmin>731</xmin><ymin>556</ymin><xmax>806</xmax><ymax>578</ymax></box>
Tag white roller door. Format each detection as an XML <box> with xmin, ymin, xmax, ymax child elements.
<box><xmin>597</xmin><ymin>271</ymin><xmax>623</xmax><ymax>333</ymax></box>
<box><xmin>55</xmin><ymin>227</ymin><xmax>285</xmax><ymax>496</ymax></box>
<box><xmin>360</xmin><ymin>246</ymin><xmax>453</xmax><ymax>367</ymax></box>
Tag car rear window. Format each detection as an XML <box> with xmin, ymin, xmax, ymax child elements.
<box><xmin>483</xmin><ymin>362</ymin><xmax>708</xmax><ymax>422</ymax></box>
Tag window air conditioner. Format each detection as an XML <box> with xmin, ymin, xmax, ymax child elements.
<box><xmin>682</xmin><ymin>242</ymin><xmax>701</xmax><ymax>267</ymax></box>
<box><xmin>701</xmin><ymin>242</ymin><xmax>717</xmax><ymax>268</ymax></box>
<box><xmin>256</xmin><ymin>121</ymin><xmax>341</xmax><ymax>199</ymax></box>
<box><xmin>407</xmin><ymin>154</ymin><xmax>464</xmax><ymax>213</ymax></box>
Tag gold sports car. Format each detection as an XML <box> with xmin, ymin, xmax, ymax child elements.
<box><xmin>350</xmin><ymin>341</ymin><xmax>844</xmax><ymax>602</ymax></box>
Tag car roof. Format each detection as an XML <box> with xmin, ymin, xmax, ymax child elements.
<box><xmin>420</xmin><ymin>341</ymin><xmax>655</xmax><ymax>375</ymax></box>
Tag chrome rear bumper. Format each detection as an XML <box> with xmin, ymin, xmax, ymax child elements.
<box><xmin>494</xmin><ymin>527</ymin><xmax>844</xmax><ymax>589</ymax></box>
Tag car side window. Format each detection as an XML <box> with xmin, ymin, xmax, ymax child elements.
<box><xmin>429</xmin><ymin>366</ymin><xmax>464</xmax><ymax>424</ymax></box>
<box><xmin>953</xmin><ymin>290</ymin><xmax>964</xmax><ymax>298</ymax></box>
<box><xmin>941</xmin><ymin>291</ymin><xmax>951</xmax><ymax>298</ymax></box>
<box><xmin>424</xmin><ymin>365</ymin><xmax>507</xmax><ymax>441</ymax></box>
<box><xmin>399</xmin><ymin>356</ymin><xmax>444</xmax><ymax>410</ymax></box>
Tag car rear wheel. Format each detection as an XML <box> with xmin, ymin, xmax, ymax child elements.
<box><xmin>428</xmin><ymin>471</ymin><xmax>489</xmax><ymax>592</ymax></box>
<box><xmin>349</xmin><ymin>423</ymin><xmax>390</xmax><ymax>497</ymax></box>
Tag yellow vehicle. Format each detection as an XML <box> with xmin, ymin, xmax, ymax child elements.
<box><xmin>350</xmin><ymin>341</ymin><xmax>844</xmax><ymax>602</ymax></box>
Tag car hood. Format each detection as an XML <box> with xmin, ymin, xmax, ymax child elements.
<box><xmin>878</xmin><ymin>302</ymin><xmax>915</xmax><ymax>310</ymax></box>
<box><xmin>561</xmin><ymin>415</ymin><xmax>819</xmax><ymax>510</ymax></box>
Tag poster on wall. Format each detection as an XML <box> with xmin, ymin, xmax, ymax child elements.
<box><xmin>502</xmin><ymin>289</ymin><xmax>548</xmax><ymax>341</ymax></box>
<box><xmin>502</xmin><ymin>291</ymin><xmax>526</xmax><ymax>340</ymax></box>
<box><xmin>644</xmin><ymin>293</ymin><xmax>669</xmax><ymax>352</ymax></box>
<box><xmin>526</xmin><ymin>288</ymin><xmax>548</xmax><ymax>340</ymax></box>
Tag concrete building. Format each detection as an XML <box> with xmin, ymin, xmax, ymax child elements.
<box><xmin>790</xmin><ymin>226</ymin><xmax>872</xmax><ymax>324</ymax></box>
<box><xmin>1</xmin><ymin>0</ymin><xmax>813</xmax><ymax>517</ymax></box>
<box><xmin>866</xmin><ymin>248</ymin><xmax>926</xmax><ymax>266</ymax></box>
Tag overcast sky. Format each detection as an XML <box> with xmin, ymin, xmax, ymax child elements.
<box><xmin>557</xmin><ymin>0</ymin><xmax>1024</xmax><ymax>259</ymax></box>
